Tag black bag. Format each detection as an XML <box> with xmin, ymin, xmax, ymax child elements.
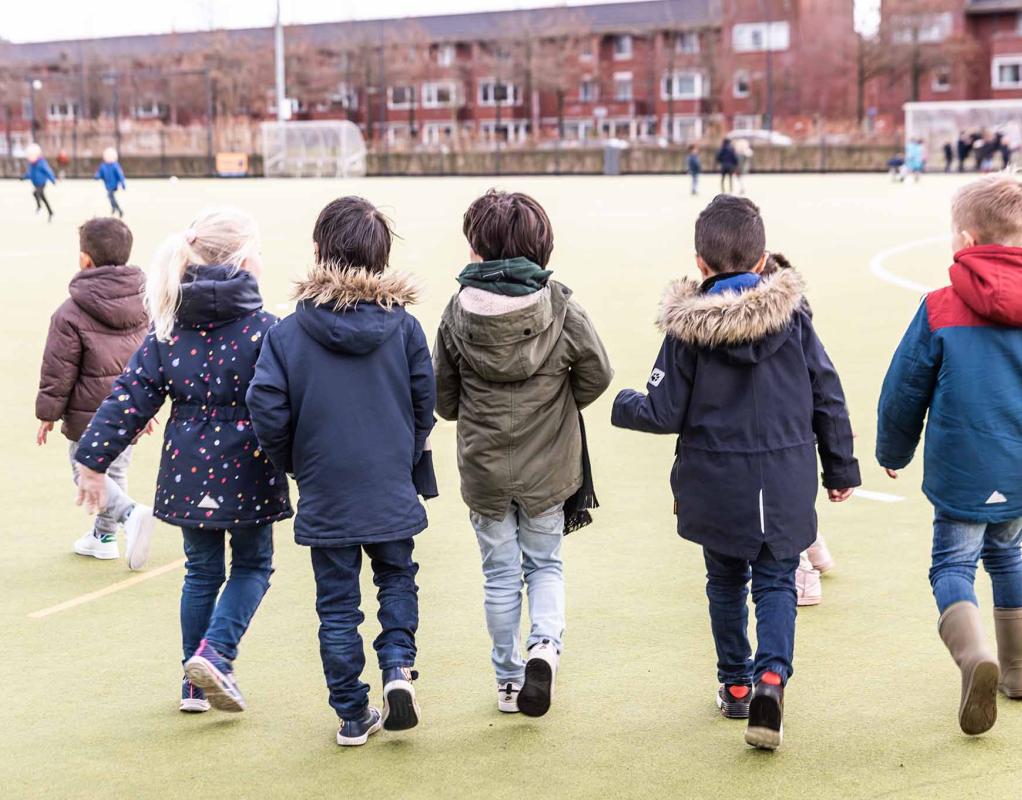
<box><xmin>563</xmin><ymin>413</ymin><xmax>598</xmax><ymax>535</ymax></box>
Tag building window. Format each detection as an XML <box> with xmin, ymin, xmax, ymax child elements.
<box><xmin>1017</xmin><ymin>11</ymin><xmax>1022</xmax><ymax>34</ymax></box>
<box><xmin>435</xmin><ymin>44</ymin><xmax>456</xmax><ymax>67</ymax></box>
<box><xmin>613</xmin><ymin>34</ymin><xmax>633</xmax><ymax>59</ymax></box>
<box><xmin>932</xmin><ymin>66</ymin><xmax>952</xmax><ymax>92</ymax></box>
<box><xmin>580</xmin><ymin>39</ymin><xmax>594</xmax><ymax>60</ymax></box>
<box><xmin>675</xmin><ymin>31</ymin><xmax>699</xmax><ymax>54</ymax></box>
<box><xmin>663</xmin><ymin>115</ymin><xmax>703</xmax><ymax>143</ymax></box>
<box><xmin>132</xmin><ymin>101</ymin><xmax>167</xmax><ymax>120</ymax></box>
<box><xmin>732</xmin><ymin>21</ymin><xmax>790</xmax><ymax>53</ymax></box>
<box><xmin>661</xmin><ymin>71</ymin><xmax>703</xmax><ymax>100</ymax></box>
<box><xmin>733</xmin><ymin>114</ymin><xmax>762</xmax><ymax>130</ymax></box>
<box><xmin>422</xmin><ymin>81</ymin><xmax>458</xmax><ymax>108</ymax></box>
<box><xmin>614</xmin><ymin>72</ymin><xmax>633</xmax><ymax>101</ymax></box>
<box><xmin>580</xmin><ymin>78</ymin><xmax>599</xmax><ymax>102</ymax></box>
<box><xmin>388</xmin><ymin>85</ymin><xmax>416</xmax><ymax>109</ymax></box>
<box><xmin>733</xmin><ymin>71</ymin><xmax>750</xmax><ymax>98</ymax></box>
<box><xmin>423</xmin><ymin>122</ymin><xmax>456</xmax><ymax>145</ymax></box>
<box><xmin>478</xmin><ymin>79</ymin><xmax>520</xmax><ymax>106</ymax></box>
<box><xmin>891</xmin><ymin>12</ymin><xmax>953</xmax><ymax>45</ymax></box>
<box><xmin>47</xmin><ymin>100</ymin><xmax>79</xmax><ymax>121</ymax></box>
<box><xmin>330</xmin><ymin>83</ymin><xmax>358</xmax><ymax>110</ymax></box>
<box><xmin>994</xmin><ymin>56</ymin><xmax>1022</xmax><ymax>89</ymax></box>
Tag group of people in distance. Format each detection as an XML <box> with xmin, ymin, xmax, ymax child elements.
<box><xmin>33</xmin><ymin>172</ymin><xmax>1022</xmax><ymax>753</ymax></box>
<box><xmin>21</xmin><ymin>143</ymin><xmax>128</xmax><ymax>222</ymax></box>
<box><xmin>686</xmin><ymin>137</ymin><xmax>754</xmax><ymax>196</ymax></box>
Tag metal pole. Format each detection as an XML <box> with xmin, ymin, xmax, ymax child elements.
<box><xmin>763</xmin><ymin>0</ymin><xmax>773</xmax><ymax>132</ymax></box>
<box><xmin>275</xmin><ymin>0</ymin><xmax>287</xmax><ymax>121</ymax></box>
<box><xmin>26</xmin><ymin>77</ymin><xmax>37</xmax><ymax>142</ymax></box>
<box><xmin>205</xmin><ymin>69</ymin><xmax>215</xmax><ymax>175</ymax></box>
<box><xmin>111</xmin><ymin>72</ymin><xmax>121</xmax><ymax>153</ymax></box>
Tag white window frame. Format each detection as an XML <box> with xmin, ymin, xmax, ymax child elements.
<box><xmin>423</xmin><ymin>122</ymin><xmax>456</xmax><ymax>145</ymax></box>
<box><xmin>422</xmin><ymin>81</ymin><xmax>458</xmax><ymax>109</ymax></box>
<box><xmin>732</xmin><ymin>21</ymin><xmax>790</xmax><ymax>53</ymax></box>
<box><xmin>47</xmin><ymin>100</ymin><xmax>79</xmax><ymax>121</ymax></box>
<box><xmin>132</xmin><ymin>101</ymin><xmax>165</xmax><ymax>120</ymax></box>
<box><xmin>675</xmin><ymin>31</ymin><xmax>700</xmax><ymax>54</ymax></box>
<box><xmin>477</xmin><ymin>78</ymin><xmax>521</xmax><ymax>106</ymax></box>
<box><xmin>436</xmin><ymin>44</ymin><xmax>456</xmax><ymax>67</ymax></box>
<box><xmin>733</xmin><ymin>113</ymin><xmax>762</xmax><ymax>130</ymax></box>
<box><xmin>932</xmin><ymin>65</ymin><xmax>952</xmax><ymax>93</ymax></box>
<box><xmin>580</xmin><ymin>39</ymin><xmax>595</xmax><ymax>61</ymax></box>
<box><xmin>733</xmin><ymin>70</ymin><xmax>750</xmax><ymax>98</ymax></box>
<box><xmin>891</xmin><ymin>12</ymin><xmax>953</xmax><ymax>45</ymax></box>
<box><xmin>388</xmin><ymin>85</ymin><xmax>416</xmax><ymax>110</ymax></box>
<box><xmin>614</xmin><ymin>71</ymin><xmax>633</xmax><ymax>102</ymax></box>
<box><xmin>660</xmin><ymin>71</ymin><xmax>704</xmax><ymax>100</ymax></box>
<box><xmin>330</xmin><ymin>82</ymin><xmax>358</xmax><ymax>110</ymax></box>
<box><xmin>613</xmin><ymin>34</ymin><xmax>633</xmax><ymax>60</ymax></box>
<box><xmin>662</xmin><ymin>115</ymin><xmax>703</xmax><ymax>143</ymax></box>
<box><xmin>580</xmin><ymin>77</ymin><xmax>599</xmax><ymax>103</ymax></box>
<box><xmin>993</xmin><ymin>55</ymin><xmax>1022</xmax><ymax>89</ymax></box>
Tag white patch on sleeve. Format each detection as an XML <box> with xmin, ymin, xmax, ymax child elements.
<box><xmin>649</xmin><ymin>368</ymin><xmax>666</xmax><ymax>388</ymax></box>
<box><xmin>986</xmin><ymin>491</ymin><xmax>1008</xmax><ymax>505</ymax></box>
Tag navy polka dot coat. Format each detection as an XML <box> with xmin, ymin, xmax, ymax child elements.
<box><xmin>75</xmin><ymin>265</ymin><xmax>293</xmax><ymax>530</ymax></box>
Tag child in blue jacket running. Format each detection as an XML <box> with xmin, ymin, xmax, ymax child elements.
<box><xmin>22</xmin><ymin>143</ymin><xmax>56</xmax><ymax>221</ymax></box>
<box><xmin>95</xmin><ymin>147</ymin><xmax>126</xmax><ymax>217</ymax></box>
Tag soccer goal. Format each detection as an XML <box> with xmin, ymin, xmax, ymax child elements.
<box><xmin>904</xmin><ymin>100</ymin><xmax>1022</xmax><ymax>163</ymax></box>
<box><xmin>260</xmin><ymin>120</ymin><xmax>367</xmax><ymax>178</ymax></box>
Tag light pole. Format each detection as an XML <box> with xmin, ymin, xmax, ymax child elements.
<box><xmin>761</xmin><ymin>0</ymin><xmax>774</xmax><ymax>132</ymax></box>
<box><xmin>26</xmin><ymin>77</ymin><xmax>42</xmax><ymax>143</ymax></box>
<box><xmin>275</xmin><ymin>0</ymin><xmax>288</xmax><ymax>121</ymax></box>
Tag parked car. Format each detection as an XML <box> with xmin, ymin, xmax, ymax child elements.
<box><xmin>726</xmin><ymin>129</ymin><xmax>794</xmax><ymax>147</ymax></box>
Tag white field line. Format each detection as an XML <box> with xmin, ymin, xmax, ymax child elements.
<box><xmin>868</xmin><ymin>235</ymin><xmax>947</xmax><ymax>294</ymax></box>
<box><xmin>28</xmin><ymin>558</ymin><xmax>185</xmax><ymax>619</ymax></box>
<box><xmin>853</xmin><ymin>489</ymin><xmax>906</xmax><ymax>503</ymax></box>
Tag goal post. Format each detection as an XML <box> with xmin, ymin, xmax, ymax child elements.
<box><xmin>904</xmin><ymin>99</ymin><xmax>1022</xmax><ymax>165</ymax></box>
<box><xmin>260</xmin><ymin>120</ymin><xmax>367</xmax><ymax>178</ymax></box>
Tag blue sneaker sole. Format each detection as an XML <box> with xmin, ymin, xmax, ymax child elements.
<box><xmin>184</xmin><ymin>656</ymin><xmax>246</xmax><ymax>713</ymax></box>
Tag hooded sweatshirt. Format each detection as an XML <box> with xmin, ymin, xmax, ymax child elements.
<box><xmin>246</xmin><ymin>267</ymin><xmax>435</xmax><ymax>547</ymax></box>
<box><xmin>36</xmin><ymin>264</ymin><xmax>148</xmax><ymax>440</ymax></box>
<box><xmin>613</xmin><ymin>270</ymin><xmax>860</xmax><ymax>561</ymax></box>
<box><xmin>878</xmin><ymin>245</ymin><xmax>1022</xmax><ymax>522</ymax></box>
<box><xmin>434</xmin><ymin>276</ymin><xmax>614</xmax><ymax>520</ymax></box>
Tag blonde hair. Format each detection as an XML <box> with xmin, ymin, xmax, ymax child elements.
<box><xmin>103</xmin><ymin>147</ymin><xmax>118</xmax><ymax>163</ymax></box>
<box><xmin>952</xmin><ymin>172</ymin><xmax>1022</xmax><ymax>247</ymax></box>
<box><xmin>146</xmin><ymin>207</ymin><xmax>261</xmax><ymax>341</ymax></box>
<box><xmin>25</xmin><ymin>143</ymin><xmax>41</xmax><ymax>162</ymax></box>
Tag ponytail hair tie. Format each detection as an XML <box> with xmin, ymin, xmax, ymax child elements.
<box><xmin>184</xmin><ymin>228</ymin><xmax>198</xmax><ymax>245</ymax></box>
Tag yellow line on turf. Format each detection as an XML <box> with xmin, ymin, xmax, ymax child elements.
<box><xmin>28</xmin><ymin>558</ymin><xmax>185</xmax><ymax>619</ymax></box>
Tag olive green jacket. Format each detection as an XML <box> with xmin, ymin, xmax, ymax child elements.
<box><xmin>434</xmin><ymin>281</ymin><xmax>613</xmax><ymax>520</ymax></box>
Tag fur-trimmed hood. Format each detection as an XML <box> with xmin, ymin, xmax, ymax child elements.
<box><xmin>657</xmin><ymin>269</ymin><xmax>805</xmax><ymax>356</ymax></box>
<box><xmin>293</xmin><ymin>265</ymin><xmax>420</xmax><ymax>311</ymax></box>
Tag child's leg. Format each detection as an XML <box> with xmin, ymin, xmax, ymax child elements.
<box><xmin>749</xmin><ymin>546</ymin><xmax>799</xmax><ymax>684</ymax></box>
<box><xmin>703</xmin><ymin>547</ymin><xmax>754</xmax><ymax>686</ymax></box>
<box><xmin>980</xmin><ymin>519</ymin><xmax>1022</xmax><ymax>609</ymax></box>
<box><xmin>366</xmin><ymin>538</ymin><xmax>419</xmax><ymax>671</ymax></box>
<box><xmin>68</xmin><ymin>441</ymin><xmax>136</xmax><ymax>539</ymax></box>
<box><xmin>930</xmin><ymin>512</ymin><xmax>986</xmax><ymax>613</ymax></box>
<box><xmin>180</xmin><ymin>527</ymin><xmax>227</xmax><ymax>663</ymax></box>
<box><xmin>518</xmin><ymin>505</ymin><xmax>565</xmax><ymax>653</ymax></box>
<box><xmin>198</xmin><ymin>525</ymin><xmax>274</xmax><ymax>661</ymax></box>
<box><xmin>472</xmin><ymin>508</ymin><xmax>526</xmax><ymax>685</ymax></box>
<box><xmin>310</xmin><ymin>545</ymin><xmax>371</xmax><ymax>719</ymax></box>
<box><xmin>38</xmin><ymin>187</ymin><xmax>53</xmax><ymax>216</ymax></box>
<box><xmin>33</xmin><ymin>186</ymin><xmax>42</xmax><ymax>210</ymax></box>
<box><xmin>108</xmin><ymin>189</ymin><xmax>123</xmax><ymax>216</ymax></box>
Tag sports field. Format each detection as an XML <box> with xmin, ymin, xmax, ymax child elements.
<box><xmin>4</xmin><ymin>172</ymin><xmax>1018</xmax><ymax>800</ymax></box>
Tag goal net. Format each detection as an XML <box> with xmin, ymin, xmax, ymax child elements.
<box><xmin>260</xmin><ymin>120</ymin><xmax>367</xmax><ymax>178</ymax></box>
<box><xmin>904</xmin><ymin>100</ymin><xmax>1022</xmax><ymax>165</ymax></box>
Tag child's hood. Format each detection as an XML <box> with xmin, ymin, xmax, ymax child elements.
<box><xmin>68</xmin><ymin>264</ymin><xmax>147</xmax><ymax>330</ymax></box>
<box><xmin>442</xmin><ymin>280</ymin><xmax>569</xmax><ymax>383</ymax></box>
<box><xmin>657</xmin><ymin>268</ymin><xmax>805</xmax><ymax>364</ymax></box>
<box><xmin>950</xmin><ymin>245</ymin><xmax>1022</xmax><ymax>327</ymax></box>
<box><xmin>178</xmin><ymin>264</ymin><xmax>263</xmax><ymax>328</ymax></box>
<box><xmin>292</xmin><ymin>265</ymin><xmax>419</xmax><ymax>355</ymax></box>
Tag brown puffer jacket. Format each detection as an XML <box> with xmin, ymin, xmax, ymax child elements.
<box><xmin>36</xmin><ymin>265</ymin><xmax>148</xmax><ymax>441</ymax></box>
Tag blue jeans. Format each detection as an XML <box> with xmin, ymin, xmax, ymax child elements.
<box><xmin>690</xmin><ymin>173</ymin><xmax>699</xmax><ymax>194</ymax></box>
<box><xmin>310</xmin><ymin>539</ymin><xmax>419</xmax><ymax>719</ymax></box>
<box><xmin>180</xmin><ymin>525</ymin><xmax>274</xmax><ymax>663</ymax></box>
<box><xmin>107</xmin><ymin>189</ymin><xmax>122</xmax><ymax>215</ymax></box>
<box><xmin>471</xmin><ymin>503</ymin><xmax>565</xmax><ymax>684</ymax></box>
<box><xmin>930</xmin><ymin>511</ymin><xmax>1022</xmax><ymax>613</ymax></box>
<box><xmin>703</xmin><ymin>545</ymin><xmax>799</xmax><ymax>686</ymax></box>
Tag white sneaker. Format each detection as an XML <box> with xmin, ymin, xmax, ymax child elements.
<box><xmin>73</xmin><ymin>531</ymin><xmax>118</xmax><ymax>560</ymax></box>
<box><xmin>498</xmin><ymin>682</ymin><xmax>521</xmax><ymax>713</ymax></box>
<box><xmin>124</xmin><ymin>505</ymin><xmax>156</xmax><ymax>571</ymax></box>
<box><xmin>518</xmin><ymin>640</ymin><xmax>559</xmax><ymax>717</ymax></box>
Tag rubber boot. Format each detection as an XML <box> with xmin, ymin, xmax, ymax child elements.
<box><xmin>938</xmin><ymin>601</ymin><xmax>999</xmax><ymax>735</ymax></box>
<box><xmin>993</xmin><ymin>607</ymin><xmax>1022</xmax><ymax>698</ymax></box>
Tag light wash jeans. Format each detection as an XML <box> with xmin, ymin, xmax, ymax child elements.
<box><xmin>471</xmin><ymin>502</ymin><xmax>565</xmax><ymax>685</ymax></box>
<box><xmin>69</xmin><ymin>440</ymin><xmax>135</xmax><ymax>537</ymax></box>
<box><xmin>930</xmin><ymin>510</ymin><xmax>1022</xmax><ymax>613</ymax></box>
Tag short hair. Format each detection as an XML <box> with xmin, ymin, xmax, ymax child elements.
<box><xmin>79</xmin><ymin>217</ymin><xmax>133</xmax><ymax>266</ymax></box>
<box><xmin>952</xmin><ymin>174</ymin><xmax>1022</xmax><ymax>246</ymax></box>
<box><xmin>694</xmin><ymin>195</ymin><xmax>766</xmax><ymax>274</ymax></box>
<box><xmin>313</xmin><ymin>196</ymin><xmax>392</xmax><ymax>273</ymax></box>
<box><xmin>462</xmin><ymin>189</ymin><xmax>554</xmax><ymax>267</ymax></box>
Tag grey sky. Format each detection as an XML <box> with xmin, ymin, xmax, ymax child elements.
<box><xmin>2</xmin><ymin>0</ymin><xmax>882</xmax><ymax>43</ymax></box>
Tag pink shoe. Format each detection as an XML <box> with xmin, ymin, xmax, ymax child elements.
<box><xmin>796</xmin><ymin>552</ymin><xmax>822</xmax><ymax>607</ymax></box>
<box><xmin>807</xmin><ymin>534</ymin><xmax>835</xmax><ymax>574</ymax></box>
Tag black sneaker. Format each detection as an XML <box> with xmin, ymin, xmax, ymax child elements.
<box><xmin>716</xmin><ymin>684</ymin><xmax>752</xmax><ymax>719</ymax></box>
<box><xmin>745</xmin><ymin>675</ymin><xmax>784</xmax><ymax>750</ymax></box>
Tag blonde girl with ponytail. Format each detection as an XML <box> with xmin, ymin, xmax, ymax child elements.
<box><xmin>74</xmin><ymin>207</ymin><xmax>292</xmax><ymax>715</ymax></box>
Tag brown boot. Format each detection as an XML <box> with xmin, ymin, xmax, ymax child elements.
<box><xmin>938</xmin><ymin>601</ymin><xmax>999</xmax><ymax>735</ymax></box>
<box><xmin>993</xmin><ymin>607</ymin><xmax>1022</xmax><ymax>698</ymax></box>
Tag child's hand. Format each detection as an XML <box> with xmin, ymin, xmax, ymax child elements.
<box><xmin>884</xmin><ymin>468</ymin><xmax>898</xmax><ymax>479</ymax></box>
<box><xmin>828</xmin><ymin>487</ymin><xmax>854</xmax><ymax>503</ymax></box>
<box><xmin>131</xmin><ymin>418</ymin><xmax>159</xmax><ymax>444</ymax></box>
<box><xmin>36</xmin><ymin>420</ymin><xmax>53</xmax><ymax>446</ymax></box>
<box><xmin>75</xmin><ymin>466</ymin><xmax>107</xmax><ymax>514</ymax></box>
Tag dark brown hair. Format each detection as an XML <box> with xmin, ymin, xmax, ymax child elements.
<box><xmin>462</xmin><ymin>189</ymin><xmax>554</xmax><ymax>266</ymax></box>
<box><xmin>79</xmin><ymin>217</ymin><xmax>133</xmax><ymax>267</ymax></box>
<box><xmin>313</xmin><ymin>196</ymin><xmax>393</xmax><ymax>273</ymax></box>
<box><xmin>694</xmin><ymin>195</ymin><xmax>765</xmax><ymax>274</ymax></box>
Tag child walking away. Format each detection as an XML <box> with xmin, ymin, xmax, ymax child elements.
<box><xmin>716</xmin><ymin>138</ymin><xmax>738</xmax><ymax>194</ymax></box>
<box><xmin>433</xmin><ymin>190</ymin><xmax>613</xmax><ymax>717</ymax></box>
<box><xmin>612</xmin><ymin>196</ymin><xmax>860</xmax><ymax>751</ymax></box>
<box><xmin>877</xmin><ymin>174</ymin><xmax>1022</xmax><ymax>737</ymax></box>
<box><xmin>247</xmin><ymin>197</ymin><xmax>434</xmax><ymax>746</ymax></box>
<box><xmin>96</xmin><ymin>148</ymin><xmax>126</xmax><ymax>218</ymax></box>
<box><xmin>74</xmin><ymin>208</ymin><xmax>291</xmax><ymax>715</ymax></box>
<box><xmin>23</xmin><ymin>143</ymin><xmax>56</xmax><ymax>221</ymax></box>
<box><xmin>35</xmin><ymin>217</ymin><xmax>153</xmax><ymax>567</ymax></box>
<box><xmin>687</xmin><ymin>145</ymin><xmax>701</xmax><ymax>196</ymax></box>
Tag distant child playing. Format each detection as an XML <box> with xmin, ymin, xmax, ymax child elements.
<box><xmin>247</xmin><ymin>197</ymin><xmax>435</xmax><ymax>747</ymax></box>
<box><xmin>687</xmin><ymin>145</ymin><xmax>702</xmax><ymax>196</ymax></box>
<box><xmin>612</xmin><ymin>195</ymin><xmax>860</xmax><ymax>750</ymax></box>
<box><xmin>95</xmin><ymin>148</ymin><xmax>127</xmax><ymax>217</ymax></box>
<box><xmin>75</xmin><ymin>207</ymin><xmax>291</xmax><ymax>715</ymax></box>
<box><xmin>35</xmin><ymin>217</ymin><xmax>154</xmax><ymax>568</ymax></box>
<box><xmin>877</xmin><ymin>174</ymin><xmax>1022</xmax><ymax>737</ymax></box>
<box><xmin>23</xmin><ymin>143</ymin><xmax>56</xmax><ymax>221</ymax></box>
<box><xmin>433</xmin><ymin>189</ymin><xmax>613</xmax><ymax>717</ymax></box>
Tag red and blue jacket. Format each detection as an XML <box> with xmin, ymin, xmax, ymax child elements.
<box><xmin>877</xmin><ymin>245</ymin><xmax>1022</xmax><ymax>522</ymax></box>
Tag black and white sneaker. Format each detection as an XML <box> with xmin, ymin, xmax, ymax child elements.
<box><xmin>382</xmin><ymin>667</ymin><xmax>420</xmax><ymax>731</ymax></box>
<box><xmin>745</xmin><ymin>674</ymin><xmax>785</xmax><ymax>751</ymax></box>
<box><xmin>716</xmin><ymin>684</ymin><xmax>752</xmax><ymax>719</ymax></box>
<box><xmin>518</xmin><ymin>640</ymin><xmax>558</xmax><ymax>717</ymax></box>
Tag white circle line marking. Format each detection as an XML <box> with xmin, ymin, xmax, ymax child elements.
<box><xmin>853</xmin><ymin>488</ymin><xmax>906</xmax><ymax>503</ymax></box>
<box><xmin>868</xmin><ymin>234</ymin><xmax>948</xmax><ymax>294</ymax></box>
<box><xmin>28</xmin><ymin>558</ymin><xmax>185</xmax><ymax>619</ymax></box>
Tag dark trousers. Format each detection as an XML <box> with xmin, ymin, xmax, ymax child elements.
<box><xmin>180</xmin><ymin>525</ymin><xmax>274</xmax><ymax>663</ymax></box>
<box><xmin>703</xmin><ymin>544</ymin><xmax>799</xmax><ymax>686</ymax></box>
<box><xmin>311</xmin><ymin>538</ymin><xmax>419</xmax><ymax>719</ymax></box>
<box><xmin>107</xmin><ymin>189</ymin><xmax>123</xmax><ymax>216</ymax></box>
<box><xmin>720</xmin><ymin>170</ymin><xmax>734</xmax><ymax>193</ymax></box>
<box><xmin>33</xmin><ymin>185</ymin><xmax>52</xmax><ymax>215</ymax></box>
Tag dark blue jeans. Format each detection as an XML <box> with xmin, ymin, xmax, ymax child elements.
<box><xmin>311</xmin><ymin>538</ymin><xmax>419</xmax><ymax>719</ymax></box>
<box><xmin>107</xmin><ymin>189</ymin><xmax>122</xmax><ymax>215</ymax></box>
<box><xmin>180</xmin><ymin>525</ymin><xmax>274</xmax><ymax>664</ymax></box>
<box><xmin>703</xmin><ymin>544</ymin><xmax>799</xmax><ymax>686</ymax></box>
<box><xmin>930</xmin><ymin>510</ymin><xmax>1022</xmax><ymax>613</ymax></box>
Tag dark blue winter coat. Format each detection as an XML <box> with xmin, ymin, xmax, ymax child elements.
<box><xmin>23</xmin><ymin>158</ymin><xmax>56</xmax><ymax>187</ymax></box>
<box><xmin>716</xmin><ymin>143</ymin><xmax>739</xmax><ymax>173</ymax></box>
<box><xmin>687</xmin><ymin>153</ymin><xmax>702</xmax><ymax>175</ymax></box>
<box><xmin>75</xmin><ymin>265</ymin><xmax>292</xmax><ymax>530</ymax></box>
<box><xmin>246</xmin><ymin>267</ymin><xmax>436</xmax><ymax>548</ymax></box>
<box><xmin>877</xmin><ymin>245</ymin><xmax>1022</xmax><ymax>522</ymax></box>
<box><xmin>612</xmin><ymin>270</ymin><xmax>860</xmax><ymax>560</ymax></box>
<box><xmin>95</xmin><ymin>161</ymin><xmax>126</xmax><ymax>191</ymax></box>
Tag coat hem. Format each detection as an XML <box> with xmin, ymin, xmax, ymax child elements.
<box><xmin>925</xmin><ymin>493</ymin><xmax>1022</xmax><ymax>525</ymax></box>
<box><xmin>294</xmin><ymin>518</ymin><xmax>427</xmax><ymax>547</ymax></box>
<box><xmin>677</xmin><ymin>525</ymin><xmax>811</xmax><ymax>562</ymax></box>
<box><xmin>464</xmin><ymin>473</ymin><xmax>583</xmax><ymax>522</ymax></box>
<box><xmin>154</xmin><ymin>508</ymin><xmax>293</xmax><ymax>530</ymax></box>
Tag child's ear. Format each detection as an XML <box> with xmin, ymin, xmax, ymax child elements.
<box><xmin>751</xmin><ymin>252</ymin><xmax>768</xmax><ymax>274</ymax></box>
<box><xmin>79</xmin><ymin>252</ymin><xmax>94</xmax><ymax>270</ymax></box>
<box><xmin>960</xmin><ymin>230</ymin><xmax>978</xmax><ymax>249</ymax></box>
<box><xmin>695</xmin><ymin>255</ymin><xmax>713</xmax><ymax>278</ymax></box>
